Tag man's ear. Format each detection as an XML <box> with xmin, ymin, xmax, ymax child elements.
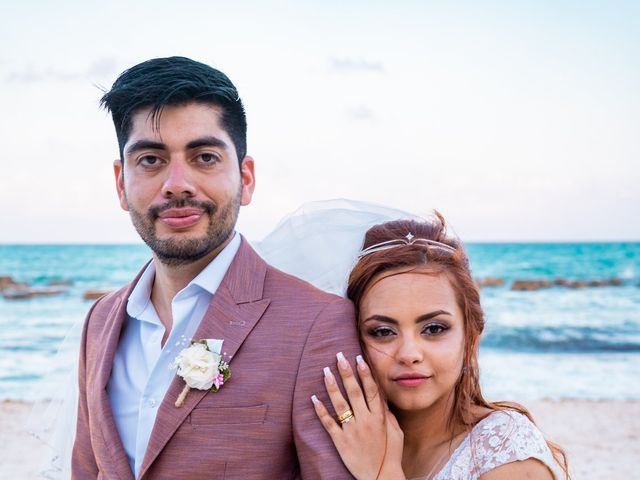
<box><xmin>239</xmin><ymin>156</ymin><xmax>256</xmax><ymax>206</ymax></box>
<box><xmin>113</xmin><ymin>159</ymin><xmax>129</xmax><ymax>211</ymax></box>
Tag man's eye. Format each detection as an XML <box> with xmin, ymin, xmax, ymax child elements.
<box><xmin>139</xmin><ymin>155</ymin><xmax>161</xmax><ymax>166</ymax></box>
<box><xmin>422</xmin><ymin>324</ymin><xmax>447</xmax><ymax>336</ymax></box>
<box><xmin>196</xmin><ymin>153</ymin><xmax>219</xmax><ymax>164</ymax></box>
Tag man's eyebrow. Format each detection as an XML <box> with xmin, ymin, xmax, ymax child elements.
<box><xmin>125</xmin><ymin>140</ymin><xmax>166</xmax><ymax>156</ymax></box>
<box><xmin>186</xmin><ymin>136</ymin><xmax>228</xmax><ymax>150</ymax></box>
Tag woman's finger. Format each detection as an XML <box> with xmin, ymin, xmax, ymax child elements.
<box><xmin>355</xmin><ymin>355</ymin><xmax>384</xmax><ymax>415</ymax></box>
<box><xmin>335</xmin><ymin>352</ymin><xmax>369</xmax><ymax>416</ymax></box>
<box><xmin>323</xmin><ymin>366</ymin><xmax>354</xmax><ymax>423</ymax></box>
<box><xmin>311</xmin><ymin>395</ymin><xmax>343</xmax><ymax>442</ymax></box>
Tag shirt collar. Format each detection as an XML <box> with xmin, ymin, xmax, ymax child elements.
<box><xmin>189</xmin><ymin>232</ymin><xmax>241</xmax><ymax>296</ymax></box>
<box><xmin>127</xmin><ymin>232</ymin><xmax>242</xmax><ymax>319</ymax></box>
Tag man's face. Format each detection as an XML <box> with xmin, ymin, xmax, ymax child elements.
<box><xmin>114</xmin><ymin>102</ymin><xmax>255</xmax><ymax>265</ymax></box>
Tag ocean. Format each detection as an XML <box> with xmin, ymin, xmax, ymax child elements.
<box><xmin>1</xmin><ymin>242</ymin><xmax>639</xmax><ymax>401</ymax></box>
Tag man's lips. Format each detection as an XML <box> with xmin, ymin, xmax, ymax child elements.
<box><xmin>157</xmin><ymin>208</ymin><xmax>205</xmax><ymax>228</ymax></box>
<box><xmin>392</xmin><ymin>373</ymin><xmax>431</xmax><ymax>387</ymax></box>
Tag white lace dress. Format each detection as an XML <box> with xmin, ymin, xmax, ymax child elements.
<box><xmin>433</xmin><ymin>410</ymin><xmax>564</xmax><ymax>480</ymax></box>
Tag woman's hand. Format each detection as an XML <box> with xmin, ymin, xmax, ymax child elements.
<box><xmin>312</xmin><ymin>353</ymin><xmax>405</xmax><ymax>480</ymax></box>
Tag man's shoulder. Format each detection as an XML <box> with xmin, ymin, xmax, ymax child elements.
<box><xmin>83</xmin><ymin>284</ymin><xmax>129</xmax><ymax>333</ymax></box>
<box><xmin>263</xmin><ymin>262</ymin><xmax>350</xmax><ymax>307</ymax></box>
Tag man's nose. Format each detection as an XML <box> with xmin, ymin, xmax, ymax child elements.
<box><xmin>162</xmin><ymin>160</ymin><xmax>195</xmax><ymax>198</ymax></box>
<box><xmin>396</xmin><ymin>336</ymin><xmax>424</xmax><ymax>365</ymax></box>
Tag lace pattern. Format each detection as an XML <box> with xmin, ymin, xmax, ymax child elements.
<box><xmin>433</xmin><ymin>410</ymin><xmax>563</xmax><ymax>480</ymax></box>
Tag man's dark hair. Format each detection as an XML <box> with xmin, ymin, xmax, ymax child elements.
<box><xmin>100</xmin><ymin>56</ymin><xmax>247</xmax><ymax>162</ymax></box>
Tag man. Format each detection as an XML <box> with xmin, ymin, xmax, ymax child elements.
<box><xmin>72</xmin><ymin>56</ymin><xmax>361</xmax><ymax>479</ymax></box>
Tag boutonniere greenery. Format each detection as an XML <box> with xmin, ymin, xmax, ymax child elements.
<box><xmin>171</xmin><ymin>340</ymin><xmax>230</xmax><ymax>407</ymax></box>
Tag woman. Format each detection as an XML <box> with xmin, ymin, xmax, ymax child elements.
<box><xmin>311</xmin><ymin>214</ymin><xmax>569</xmax><ymax>479</ymax></box>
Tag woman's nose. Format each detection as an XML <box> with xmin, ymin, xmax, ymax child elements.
<box><xmin>395</xmin><ymin>336</ymin><xmax>424</xmax><ymax>365</ymax></box>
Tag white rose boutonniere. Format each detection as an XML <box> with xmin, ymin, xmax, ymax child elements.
<box><xmin>172</xmin><ymin>340</ymin><xmax>231</xmax><ymax>407</ymax></box>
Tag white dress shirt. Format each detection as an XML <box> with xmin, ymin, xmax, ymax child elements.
<box><xmin>107</xmin><ymin>233</ymin><xmax>241</xmax><ymax>477</ymax></box>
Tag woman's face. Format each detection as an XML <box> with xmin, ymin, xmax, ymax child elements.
<box><xmin>359</xmin><ymin>269</ymin><xmax>465</xmax><ymax>413</ymax></box>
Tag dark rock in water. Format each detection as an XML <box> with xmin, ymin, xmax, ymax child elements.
<box><xmin>511</xmin><ymin>280</ymin><xmax>552</xmax><ymax>291</ymax></box>
<box><xmin>476</xmin><ymin>277</ymin><xmax>505</xmax><ymax>287</ymax></box>
<box><xmin>567</xmin><ymin>278</ymin><xmax>622</xmax><ymax>288</ymax></box>
<box><xmin>0</xmin><ymin>276</ymin><xmax>27</xmax><ymax>291</ymax></box>
<box><xmin>0</xmin><ymin>276</ymin><xmax>30</xmax><ymax>292</ymax></box>
<box><xmin>507</xmin><ymin>276</ymin><xmax>625</xmax><ymax>292</ymax></box>
<box><xmin>2</xmin><ymin>287</ymin><xmax>66</xmax><ymax>300</ymax></box>
<box><xmin>47</xmin><ymin>279</ymin><xmax>74</xmax><ymax>286</ymax></box>
<box><xmin>83</xmin><ymin>289</ymin><xmax>113</xmax><ymax>300</ymax></box>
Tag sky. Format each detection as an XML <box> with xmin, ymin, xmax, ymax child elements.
<box><xmin>1</xmin><ymin>0</ymin><xmax>638</xmax><ymax>243</ymax></box>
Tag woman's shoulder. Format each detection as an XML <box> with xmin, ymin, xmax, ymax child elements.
<box><xmin>437</xmin><ymin>409</ymin><xmax>562</xmax><ymax>480</ymax></box>
<box><xmin>468</xmin><ymin>409</ymin><xmax>561</xmax><ymax>478</ymax></box>
<box><xmin>471</xmin><ymin>409</ymin><xmax>548</xmax><ymax>453</ymax></box>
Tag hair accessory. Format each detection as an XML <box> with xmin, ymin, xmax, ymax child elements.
<box><xmin>358</xmin><ymin>235</ymin><xmax>455</xmax><ymax>258</ymax></box>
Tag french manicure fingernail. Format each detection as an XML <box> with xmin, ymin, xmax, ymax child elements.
<box><xmin>323</xmin><ymin>366</ymin><xmax>334</xmax><ymax>383</ymax></box>
<box><xmin>356</xmin><ymin>355</ymin><xmax>366</xmax><ymax>370</ymax></box>
<box><xmin>336</xmin><ymin>351</ymin><xmax>348</xmax><ymax>369</ymax></box>
<box><xmin>311</xmin><ymin>394</ymin><xmax>319</xmax><ymax>405</ymax></box>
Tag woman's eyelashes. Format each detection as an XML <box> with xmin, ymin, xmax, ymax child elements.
<box><xmin>365</xmin><ymin>321</ymin><xmax>450</xmax><ymax>339</ymax></box>
<box><xmin>367</xmin><ymin>325</ymin><xmax>397</xmax><ymax>338</ymax></box>
<box><xmin>421</xmin><ymin>322</ymin><xmax>449</xmax><ymax>336</ymax></box>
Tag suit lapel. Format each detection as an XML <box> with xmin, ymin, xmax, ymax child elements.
<box><xmin>138</xmin><ymin>238</ymin><xmax>270</xmax><ymax>479</ymax></box>
<box><xmin>92</xmin><ymin>265</ymin><xmax>150</xmax><ymax>480</ymax></box>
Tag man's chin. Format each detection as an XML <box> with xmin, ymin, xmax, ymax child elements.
<box><xmin>147</xmin><ymin>230</ymin><xmax>234</xmax><ymax>266</ymax></box>
<box><xmin>152</xmin><ymin>241</ymin><xmax>215</xmax><ymax>266</ymax></box>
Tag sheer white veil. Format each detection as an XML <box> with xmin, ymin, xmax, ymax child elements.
<box><xmin>253</xmin><ymin>199</ymin><xmax>421</xmax><ymax>296</ymax></box>
<box><xmin>28</xmin><ymin>198</ymin><xmax>418</xmax><ymax>478</ymax></box>
<box><xmin>27</xmin><ymin>319</ymin><xmax>82</xmax><ymax>479</ymax></box>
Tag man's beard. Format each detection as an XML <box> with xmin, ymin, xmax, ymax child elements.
<box><xmin>127</xmin><ymin>190</ymin><xmax>241</xmax><ymax>266</ymax></box>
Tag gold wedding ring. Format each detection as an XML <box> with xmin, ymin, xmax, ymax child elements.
<box><xmin>337</xmin><ymin>409</ymin><xmax>355</xmax><ymax>424</ymax></box>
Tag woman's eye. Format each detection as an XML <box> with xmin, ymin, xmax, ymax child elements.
<box><xmin>369</xmin><ymin>326</ymin><xmax>396</xmax><ymax>338</ymax></box>
<box><xmin>422</xmin><ymin>323</ymin><xmax>447</xmax><ymax>336</ymax></box>
<box><xmin>196</xmin><ymin>153</ymin><xmax>219</xmax><ymax>165</ymax></box>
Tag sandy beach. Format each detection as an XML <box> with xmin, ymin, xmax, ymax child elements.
<box><xmin>0</xmin><ymin>398</ymin><xmax>637</xmax><ymax>479</ymax></box>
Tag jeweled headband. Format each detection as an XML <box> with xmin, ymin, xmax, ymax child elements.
<box><xmin>357</xmin><ymin>232</ymin><xmax>456</xmax><ymax>258</ymax></box>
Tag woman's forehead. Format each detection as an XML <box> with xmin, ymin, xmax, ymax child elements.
<box><xmin>361</xmin><ymin>269</ymin><xmax>459</xmax><ymax>311</ymax></box>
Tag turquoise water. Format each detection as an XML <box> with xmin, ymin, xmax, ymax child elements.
<box><xmin>1</xmin><ymin>242</ymin><xmax>639</xmax><ymax>400</ymax></box>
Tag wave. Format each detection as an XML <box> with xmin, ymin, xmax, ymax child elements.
<box><xmin>482</xmin><ymin>325</ymin><xmax>640</xmax><ymax>353</ymax></box>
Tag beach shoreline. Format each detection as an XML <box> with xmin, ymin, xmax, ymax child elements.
<box><xmin>1</xmin><ymin>398</ymin><xmax>637</xmax><ymax>479</ymax></box>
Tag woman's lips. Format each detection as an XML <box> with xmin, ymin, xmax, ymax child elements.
<box><xmin>393</xmin><ymin>375</ymin><xmax>430</xmax><ymax>387</ymax></box>
<box><xmin>158</xmin><ymin>208</ymin><xmax>204</xmax><ymax>229</ymax></box>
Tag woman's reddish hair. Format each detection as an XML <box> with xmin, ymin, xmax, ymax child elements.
<box><xmin>347</xmin><ymin>213</ymin><xmax>569</xmax><ymax>478</ymax></box>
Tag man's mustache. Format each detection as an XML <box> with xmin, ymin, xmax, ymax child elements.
<box><xmin>148</xmin><ymin>199</ymin><xmax>216</xmax><ymax>220</ymax></box>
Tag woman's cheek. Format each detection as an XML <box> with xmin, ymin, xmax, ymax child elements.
<box><xmin>363</xmin><ymin>344</ymin><xmax>392</xmax><ymax>377</ymax></box>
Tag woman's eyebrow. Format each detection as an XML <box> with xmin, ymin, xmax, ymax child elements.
<box><xmin>362</xmin><ymin>314</ymin><xmax>398</xmax><ymax>324</ymax></box>
<box><xmin>363</xmin><ymin>310</ymin><xmax>451</xmax><ymax>325</ymax></box>
<box><xmin>416</xmin><ymin>310</ymin><xmax>451</xmax><ymax>323</ymax></box>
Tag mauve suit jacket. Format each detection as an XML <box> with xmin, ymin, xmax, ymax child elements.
<box><xmin>71</xmin><ymin>237</ymin><xmax>361</xmax><ymax>479</ymax></box>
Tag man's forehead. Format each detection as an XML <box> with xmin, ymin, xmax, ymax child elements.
<box><xmin>129</xmin><ymin>102</ymin><xmax>224</xmax><ymax>128</ymax></box>
<box><xmin>126</xmin><ymin>102</ymin><xmax>230</xmax><ymax>146</ymax></box>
